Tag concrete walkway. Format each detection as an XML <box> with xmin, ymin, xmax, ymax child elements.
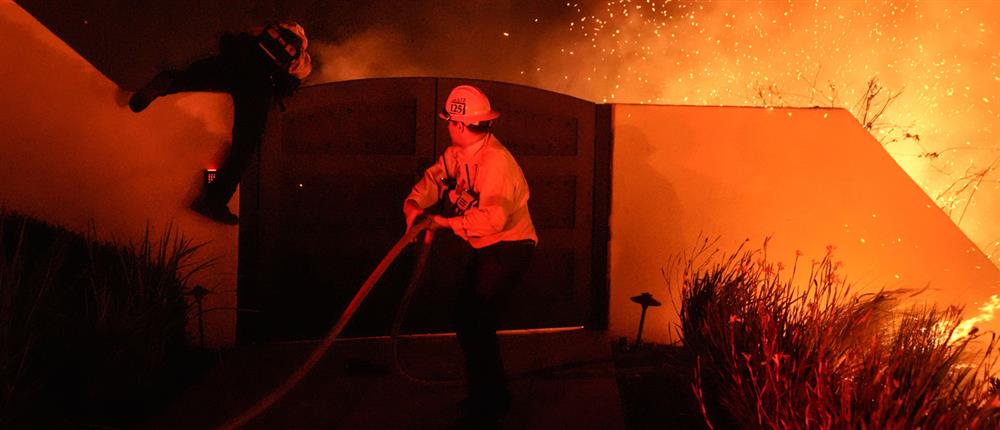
<box><xmin>145</xmin><ymin>329</ymin><xmax>624</xmax><ymax>429</ymax></box>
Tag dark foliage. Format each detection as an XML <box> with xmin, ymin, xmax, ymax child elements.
<box><xmin>0</xmin><ymin>211</ymin><xmax>211</xmax><ymax>429</ymax></box>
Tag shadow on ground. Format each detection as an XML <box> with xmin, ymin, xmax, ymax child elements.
<box><xmin>612</xmin><ymin>341</ymin><xmax>712</xmax><ymax>430</ymax></box>
<box><xmin>144</xmin><ymin>330</ymin><xmax>626</xmax><ymax>429</ymax></box>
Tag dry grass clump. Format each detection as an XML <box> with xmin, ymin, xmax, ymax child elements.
<box><xmin>0</xmin><ymin>211</ymin><xmax>209</xmax><ymax>428</ymax></box>
<box><xmin>676</xmin><ymin>238</ymin><xmax>1000</xmax><ymax>430</ymax></box>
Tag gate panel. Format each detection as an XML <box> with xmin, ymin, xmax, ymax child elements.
<box><xmin>239</xmin><ymin>78</ymin><xmax>436</xmax><ymax>342</ymax></box>
<box><xmin>240</xmin><ymin>78</ymin><xmax>601</xmax><ymax>342</ymax></box>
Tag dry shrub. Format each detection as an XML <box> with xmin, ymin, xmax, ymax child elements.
<box><xmin>677</xmin><ymin>238</ymin><xmax>1000</xmax><ymax>430</ymax></box>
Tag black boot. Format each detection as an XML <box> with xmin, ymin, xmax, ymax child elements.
<box><xmin>457</xmin><ymin>390</ymin><xmax>510</xmax><ymax>429</ymax></box>
<box><xmin>129</xmin><ymin>71</ymin><xmax>174</xmax><ymax>112</ymax></box>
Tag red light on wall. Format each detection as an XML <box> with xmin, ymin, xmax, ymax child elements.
<box><xmin>204</xmin><ymin>169</ymin><xmax>218</xmax><ymax>185</ymax></box>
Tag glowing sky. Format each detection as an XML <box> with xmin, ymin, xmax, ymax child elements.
<box><xmin>536</xmin><ymin>0</ymin><xmax>1000</xmax><ymax>266</ymax></box>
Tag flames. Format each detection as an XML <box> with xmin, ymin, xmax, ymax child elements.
<box><xmin>944</xmin><ymin>294</ymin><xmax>1000</xmax><ymax>342</ymax></box>
<box><xmin>552</xmin><ymin>0</ymin><xmax>1000</xmax><ymax>269</ymax></box>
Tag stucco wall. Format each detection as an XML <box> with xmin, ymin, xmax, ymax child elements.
<box><xmin>609</xmin><ymin>104</ymin><xmax>1000</xmax><ymax>344</ymax></box>
<box><xmin>0</xmin><ymin>1</ymin><xmax>238</xmax><ymax>346</ymax></box>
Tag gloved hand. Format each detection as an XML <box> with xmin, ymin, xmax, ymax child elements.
<box><xmin>427</xmin><ymin>215</ymin><xmax>450</xmax><ymax>231</ymax></box>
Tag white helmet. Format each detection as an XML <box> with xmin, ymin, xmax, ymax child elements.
<box><xmin>438</xmin><ymin>85</ymin><xmax>500</xmax><ymax>125</ymax></box>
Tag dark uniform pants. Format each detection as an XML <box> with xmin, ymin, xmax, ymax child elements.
<box><xmin>455</xmin><ymin>239</ymin><xmax>535</xmax><ymax>409</ymax></box>
<box><xmin>156</xmin><ymin>33</ymin><xmax>275</xmax><ymax>207</ymax></box>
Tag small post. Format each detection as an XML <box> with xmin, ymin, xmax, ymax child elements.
<box><xmin>630</xmin><ymin>292</ymin><xmax>661</xmax><ymax>348</ymax></box>
<box><xmin>189</xmin><ymin>285</ymin><xmax>210</xmax><ymax>348</ymax></box>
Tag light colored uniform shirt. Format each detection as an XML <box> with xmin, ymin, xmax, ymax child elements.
<box><xmin>406</xmin><ymin>134</ymin><xmax>538</xmax><ymax>249</ymax></box>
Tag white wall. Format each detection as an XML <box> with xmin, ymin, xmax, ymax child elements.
<box><xmin>0</xmin><ymin>1</ymin><xmax>239</xmax><ymax>346</ymax></box>
<box><xmin>609</xmin><ymin>104</ymin><xmax>1000</xmax><ymax>344</ymax></box>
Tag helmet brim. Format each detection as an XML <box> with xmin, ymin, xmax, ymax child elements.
<box><xmin>438</xmin><ymin>109</ymin><xmax>500</xmax><ymax>124</ymax></box>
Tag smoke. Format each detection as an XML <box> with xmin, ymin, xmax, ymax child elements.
<box><xmin>312</xmin><ymin>28</ymin><xmax>430</xmax><ymax>83</ymax></box>
<box><xmin>308</xmin><ymin>2</ymin><xmax>576</xmax><ymax>88</ymax></box>
<box><xmin>173</xmin><ymin>94</ymin><xmax>233</xmax><ymax>139</ymax></box>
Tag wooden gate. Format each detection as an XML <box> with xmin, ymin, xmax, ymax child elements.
<box><xmin>238</xmin><ymin>78</ymin><xmax>609</xmax><ymax>343</ymax></box>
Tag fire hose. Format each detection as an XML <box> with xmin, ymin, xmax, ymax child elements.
<box><xmin>218</xmin><ymin>218</ymin><xmax>434</xmax><ymax>430</ymax></box>
<box><xmin>389</xmin><ymin>225</ymin><xmax>465</xmax><ymax>386</ymax></box>
<box><xmin>218</xmin><ymin>217</ymin><xmax>608</xmax><ymax>429</ymax></box>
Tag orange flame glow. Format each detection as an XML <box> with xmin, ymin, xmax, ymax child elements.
<box><xmin>949</xmin><ymin>294</ymin><xmax>1000</xmax><ymax>342</ymax></box>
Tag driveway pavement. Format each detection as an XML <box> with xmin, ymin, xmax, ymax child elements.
<box><xmin>145</xmin><ymin>329</ymin><xmax>624</xmax><ymax>429</ymax></box>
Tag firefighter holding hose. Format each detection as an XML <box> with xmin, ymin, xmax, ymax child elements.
<box><xmin>128</xmin><ymin>22</ymin><xmax>312</xmax><ymax>225</ymax></box>
<box><xmin>404</xmin><ymin>85</ymin><xmax>537</xmax><ymax>426</ymax></box>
